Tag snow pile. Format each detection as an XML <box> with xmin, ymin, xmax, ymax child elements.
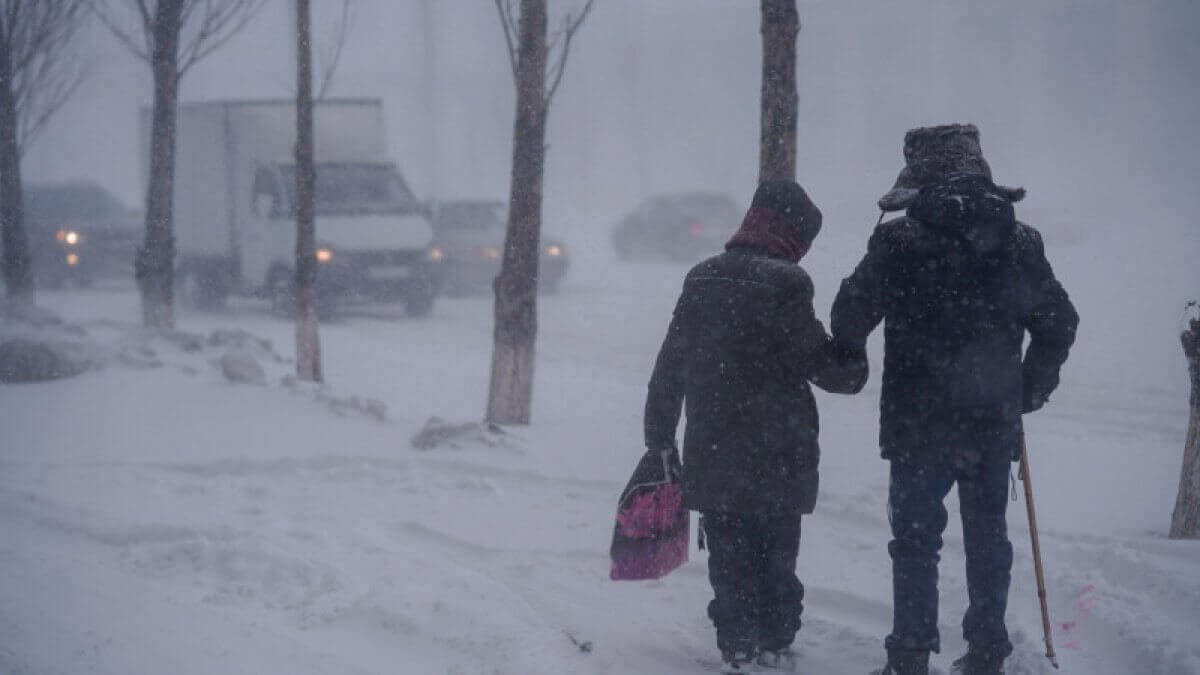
<box><xmin>0</xmin><ymin>301</ymin><xmax>98</xmax><ymax>383</ymax></box>
<box><xmin>411</xmin><ymin>416</ymin><xmax>513</xmax><ymax>451</ymax></box>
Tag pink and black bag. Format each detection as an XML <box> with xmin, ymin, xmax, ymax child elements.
<box><xmin>609</xmin><ymin>447</ymin><xmax>689</xmax><ymax>580</ymax></box>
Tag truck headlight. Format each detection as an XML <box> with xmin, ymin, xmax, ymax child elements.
<box><xmin>316</xmin><ymin>247</ymin><xmax>334</xmax><ymax>263</ymax></box>
<box><xmin>56</xmin><ymin>229</ymin><xmax>81</xmax><ymax>246</ymax></box>
<box><xmin>544</xmin><ymin>244</ymin><xmax>564</xmax><ymax>257</ymax></box>
<box><xmin>426</xmin><ymin>246</ymin><xmax>446</xmax><ymax>263</ymax></box>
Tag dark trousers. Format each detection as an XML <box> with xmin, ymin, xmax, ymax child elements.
<box><xmin>701</xmin><ymin>510</ymin><xmax>804</xmax><ymax>655</ymax></box>
<box><xmin>885</xmin><ymin>456</ymin><xmax>1014</xmax><ymax>658</ymax></box>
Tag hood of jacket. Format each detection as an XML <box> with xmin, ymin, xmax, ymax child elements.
<box><xmin>906</xmin><ymin>174</ymin><xmax>1017</xmax><ymax>254</ymax></box>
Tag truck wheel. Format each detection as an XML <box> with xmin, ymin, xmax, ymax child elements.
<box><xmin>317</xmin><ymin>294</ymin><xmax>339</xmax><ymax>321</ymax></box>
<box><xmin>37</xmin><ymin>271</ymin><xmax>65</xmax><ymax>291</ymax></box>
<box><xmin>269</xmin><ymin>270</ymin><xmax>297</xmax><ymax>318</ymax></box>
<box><xmin>179</xmin><ymin>267</ymin><xmax>227</xmax><ymax>311</ymax></box>
<box><xmin>404</xmin><ymin>288</ymin><xmax>435</xmax><ymax>317</ymax></box>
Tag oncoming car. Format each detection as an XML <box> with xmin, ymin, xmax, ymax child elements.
<box><xmin>611</xmin><ymin>191</ymin><xmax>742</xmax><ymax>262</ymax></box>
<box><xmin>25</xmin><ymin>181</ymin><xmax>138</xmax><ymax>288</ymax></box>
<box><xmin>430</xmin><ymin>200</ymin><xmax>568</xmax><ymax>295</ymax></box>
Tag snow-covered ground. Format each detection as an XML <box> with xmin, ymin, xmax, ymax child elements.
<box><xmin>2</xmin><ymin>225</ymin><xmax>1199</xmax><ymax>674</ymax></box>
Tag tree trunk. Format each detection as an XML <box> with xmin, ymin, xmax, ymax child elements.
<box><xmin>138</xmin><ymin>0</ymin><xmax>184</xmax><ymax>329</ymax></box>
<box><xmin>486</xmin><ymin>0</ymin><xmax>547</xmax><ymax>425</ymax></box>
<box><xmin>0</xmin><ymin>39</ymin><xmax>32</xmax><ymax>302</ymax></box>
<box><xmin>293</xmin><ymin>0</ymin><xmax>322</xmax><ymax>383</ymax></box>
<box><xmin>1170</xmin><ymin>316</ymin><xmax>1200</xmax><ymax>538</ymax></box>
<box><xmin>759</xmin><ymin>0</ymin><xmax>799</xmax><ymax>183</ymax></box>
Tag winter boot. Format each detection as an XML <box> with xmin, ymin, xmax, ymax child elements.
<box><xmin>950</xmin><ymin>646</ymin><xmax>1005</xmax><ymax>674</ymax></box>
<box><xmin>720</xmin><ymin>648</ymin><xmax>757</xmax><ymax>673</ymax></box>
<box><xmin>756</xmin><ymin>646</ymin><xmax>796</xmax><ymax>669</ymax></box>
<box><xmin>878</xmin><ymin>649</ymin><xmax>930</xmax><ymax>675</ymax></box>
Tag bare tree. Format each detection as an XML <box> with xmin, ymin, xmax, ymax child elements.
<box><xmin>1170</xmin><ymin>302</ymin><xmax>1200</xmax><ymax>538</ymax></box>
<box><xmin>487</xmin><ymin>0</ymin><xmax>592</xmax><ymax>425</ymax></box>
<box><xmin>315</xmin><ymin>0</ymin><xmax>352</xmax><ymax>100</ymax></box>
<box><xmin>92</xmin><ymin>0</ymin><xmax>265</xmax><ymax>329</ymax></box>
<box><xmin>293</xmin><ymin>0</ymin><xmax>320</xmax><ymax>383</ymax></box>
<box><xmin>759</xmin><ymin>0</ymin><xmax>799</xmax><ymax>182</ymax></box>
<box><xmin>0</xmin><ymin>1</ymin><xmax>89</xmax><ymax>302</ymax></box>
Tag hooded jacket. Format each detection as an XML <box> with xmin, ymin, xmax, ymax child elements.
<box><xmin>644</xmin><ymin>184</ymin><xmax>867</xmax><ymax>516</ymax></box>
<box><xmin>832</xmin><ymin>174</ymin><xmax>1078</xmax><ymax>462</ymax></box>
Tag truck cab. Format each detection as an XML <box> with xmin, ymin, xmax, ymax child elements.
<box><xmin>244</xmin><ymin>160</ymin><xmax>439</xmax><ymax>316</ymax></box>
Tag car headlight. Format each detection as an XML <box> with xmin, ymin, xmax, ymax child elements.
<box><xmin>544</xmin><ymin>244</ymin><xmax>564</xmax><ymax>257</ymax></box>
<box><xmin>56</xmin><ymin>229</ymin><xmax>82</xmax><ymax>246</ymax></box>
<box><xmin>427</xmin><ymin>246</ymin><xmax>446</xmax><ymax>263</ymax></box>
<box><xmin>316</xmin><ymin>247</ymin><xmax>334</xmax><ymax>263</ymax></box>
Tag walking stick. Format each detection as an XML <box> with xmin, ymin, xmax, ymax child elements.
<box><xmin>1019</xmin><ymin>433</ymin><xmax>1060</xmax><ymax>669</ymax></box>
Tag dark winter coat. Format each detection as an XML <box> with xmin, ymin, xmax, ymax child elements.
<box><xmin>644</xmin><ymin>244</ymin><xmax>868</xmax><ymax>516</ymax></box>
<box><xmin>832</xmin><ymin>174</ymin><xmax>1078</xmax><ymax>463</ymax></box>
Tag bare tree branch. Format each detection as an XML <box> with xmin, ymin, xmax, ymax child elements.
<box><xmin>177</xmin><ymin>0</ymin><xmax>266</xmax><ymax>77</ymax></box>
<box><xmin>0</xmin><ymin>0</ymin><xmax>90</xmax><ymax>300</ymax></box>
<box><xmin>493</xmin><ymin>0</ymin><xmax>518</xmax><ymax>84</ymax></box>
<box><xmin>545</xmin><ymin>0</ymin><xmax>593</xmax><ymax>107</ymax></box>
<box><xmin>17</xmin><ymin>48</ymin><xmax>89</xmax><ymax>152</ymax></box>
<box><xmin>88</xmin><ymin>0</ymin><xmax>152</xmax><ymax>63</ymax></box>
<box><xmin>315</xmin><ymin>0</ymin><xmax>353</xmax><ymax>100</ymax></box>
<box><xmin>93</xmin><ymin>0</ymin><xmax>265</xmax><ymax>78</ymax></box>
<box><xmin>0</xmin><ymin>1</ymin><xmax>90</xmax><ymax>152</ymax></box>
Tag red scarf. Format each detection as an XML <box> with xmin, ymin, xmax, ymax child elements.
<box><xmin>725</xmin><ymin>207</ymin><xmax>809</xmax><ymax>263</ymax></box>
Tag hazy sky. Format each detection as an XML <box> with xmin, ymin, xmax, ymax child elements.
<box><xmin>23</xmin><ymin>0</ymin><xmax>1200</xmax><ymax>246</ymax></box>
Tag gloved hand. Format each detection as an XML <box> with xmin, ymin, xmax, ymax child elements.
<box><xmin>1022</xmin><ymin>384</ymin><xmax>1049</xmax><ymax>414</ymax></box>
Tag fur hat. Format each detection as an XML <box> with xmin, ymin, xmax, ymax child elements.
<box><xmin>877</xmin><ymin>124</ymin><xmax>1026</xmax><ymax>212</ymax></box>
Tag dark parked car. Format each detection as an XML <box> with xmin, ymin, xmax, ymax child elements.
<box><xmin>612</xmin><ymin>191</ymin><xmax>743</xmax><ymax>262</ymax></box>
<box><xmin>430</xmin><ymin>199</ymin><xmax>568</xmax><ymax>295</ymax></box>
<box><xmin>25</xmin><ymin>181</ymin><xmax>138</xmax><ymax>288</ymax></box>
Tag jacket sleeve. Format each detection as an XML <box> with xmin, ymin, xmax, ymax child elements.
<box><xmin>644</xmin><ymin>296</ymin><xmax>687</xmax><ymax>450</ymax></box>
<box><xmin>831</xmin><ymin>226</ymin><xmax>889</xmax><ymax>356</ymax></box>
<box><xmin>787</xmin><ymin>270</ymin><xmax>869</xmax><ymax>395</ymax></box>
<box><xmin>1020</xmin><ymin>228</ymin><xmax>1079</xmax><ymax>413</ymax></box>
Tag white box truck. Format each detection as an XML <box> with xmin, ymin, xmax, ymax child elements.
<box><xmin>151</xmin><ymin>98</ymin><xmax>442</xmax><ymax>316</ymax></box>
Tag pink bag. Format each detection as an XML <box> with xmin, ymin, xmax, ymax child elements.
<box><xmin>609</xmin><ymin>448</ymin><xmax>689</xmax><ymax>580</ymax></box>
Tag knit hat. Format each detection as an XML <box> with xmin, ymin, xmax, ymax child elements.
<box><xmin>877</xmin><ymin>124</ymin><xmax>1025</xmax><ymax>212</ymax></box>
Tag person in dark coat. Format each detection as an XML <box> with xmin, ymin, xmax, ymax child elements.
<box><xmin>644</xmin><ymin>180</ymin><xmax>868</xmax><ymax>670</ymax></box>
<box><xmin>832</xmin><ymin>124</ymin><xmax>1079</xmax><ymax>675</ymax></box>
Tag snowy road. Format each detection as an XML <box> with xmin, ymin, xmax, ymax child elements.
<box><xmin>2</xmin><ymin>255</ymin><xmax>1198</xmax><ymax>674</ymax></box>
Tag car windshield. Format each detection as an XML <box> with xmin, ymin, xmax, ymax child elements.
<box><xmin>435</xmin><ymin>202</ymin><xmax>506</xmax><ymax>235</ymax></box>
<box><xmin>280</xmin><ymin>162</ymin><xmax>421</xmax><ymax>216</ymax></box>
<box><xmin>25</xmin><ymin>184</ymin><xmax>132</xmax><ymax>228</ymax></box>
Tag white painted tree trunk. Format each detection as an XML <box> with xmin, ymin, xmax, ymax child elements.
<box><xmin>293</xmin><ymin>0</ymin><xmax>322</xmax><ymax>383</ymax></box>
<box><xmin>485</xmin><ymin>0</ymin><xmax>546</xmax><ymax>426</ymax></box>
<box><xmin>1169</xmin><ymin>316</ymin><xmax>1200</xmax><ymax>538</ymax></box>
<box><xmin>138</xmin><ymin>1</ymin><xmax>184</xmax><ymax>329</ymax></box>
<box><xmin>486</xmin><ymin>340</ymin><xmax>536</xmax><ymax>425</ymax></box>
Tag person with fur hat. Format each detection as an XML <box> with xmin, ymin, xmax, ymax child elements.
<box><xmin>644</xmin><ymin>180</ymin><xmax>868</xmax><ymax>671</ymax></box>
<box><xmin>832</xmin><ymin>124</ymin><xmax>1079</xmax><ymax>675</ymax></box>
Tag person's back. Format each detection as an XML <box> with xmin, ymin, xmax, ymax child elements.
<box><xmin>644</xmin><ymin>180</ymin><xmax>865</xmax><ymax>670</ymax></box>
<box><xmin>836</xmin><ymin>173</ymin><xmax>1075</xmax><ymax>460</ymax></box>
<box><xmin>663</xmin><ymin>248</ymin><xmax>853</xmax><ymax>514</ymax></box>
<box><xmin>832</xmin><ymin>124</ymin><xmax>1078</xmax><ymax>675</ymax></box>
